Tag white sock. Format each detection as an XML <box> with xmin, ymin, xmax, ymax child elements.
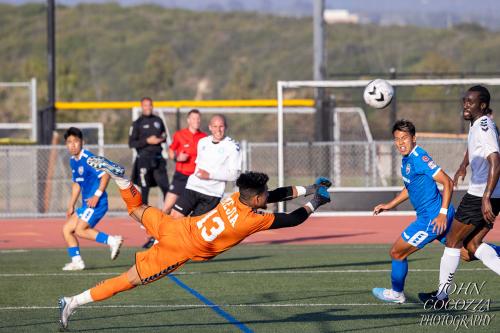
<box><xmin>74</xmin><ymin>290</ymin><xmax>93</xmax><ymax>306</ymax></box>
<box><xmin>391</xmin><ymin>289</ymin><xmax>402</xmax><ymax>297</ymax></box>
<box><xmin>113</xmin><ymin>177</ymin><xmax>131</xmax><ymax>190</ymax></box>
<box><xmin>475</xmin><ymin>243</ymin><xmax>500</xmax><ymax>275</ymax></box>
<box><xmin>107</xmin><ymin>235</ymin><xmax>115</xmax><ymax>246</ymax></box>
<box><xmin>71</xmin><ymin>255</ymin><xmax>83</xmax><ymax>263</ymax></box>
<box><xmin>437</xmin><ymin>247</ymin><xmax>461</xmax><ymax>300</ymax></box>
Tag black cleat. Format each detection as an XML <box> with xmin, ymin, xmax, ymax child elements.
<box><xmin>418</xmin><ymin>290</ymin><xmax>448</xmax><ymax>308</ymax></box>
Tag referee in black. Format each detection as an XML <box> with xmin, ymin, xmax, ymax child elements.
<box><xmin>129</xmin><ymin>97</ymin><xmax>169</xmax><ymax>205</ymax></box>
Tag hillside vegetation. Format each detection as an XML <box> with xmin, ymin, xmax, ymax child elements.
<box><xmin>1</xmin><ymin>3</ymin><xmax>499</xmax><ymax>141</ymax></box>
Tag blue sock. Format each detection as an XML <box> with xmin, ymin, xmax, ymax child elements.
<box><xmin>487</xmin><ymin>243</ymin><xmax>500</xmax><ymax>257</ymax></box>
<box><xmin>95</xmin><ymin>232</ymin><xmax>109</xmax><ymax>244</ymax></box>
<box><xmin>67</xmin><ymin>246</ymin><xmax>80</xmax><ymax>258</ymax></box>
<box><xmin>391</xmin><ymin>258</ymin><xmax>408</xmax><ymax>293</ymax></box>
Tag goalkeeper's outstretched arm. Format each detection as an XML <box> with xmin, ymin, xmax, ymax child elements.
<box><xmin>267</xmin><ymin>177</ymin><xmax>333</xmax><ymax>203</ymax></box>
<box><xmin>269</xmin><ymin>184</ymin><xmax>331</xmax><ymax>229</ymax></box>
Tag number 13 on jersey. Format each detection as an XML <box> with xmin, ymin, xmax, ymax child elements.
<box><xmin>196</xmin><ymin>210</ymin><xmax>225</xmax><ymax>242</ymax></box>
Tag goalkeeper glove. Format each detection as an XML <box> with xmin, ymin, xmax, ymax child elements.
<box><xmin>304</xmin><ymin>176</ymin><xmax>333</xmax><ymax>196</ymax></box>
<box><xmin>309</xmin><ymin>185</ymin><xmax>331</xmax><ymax>210</ymax></box>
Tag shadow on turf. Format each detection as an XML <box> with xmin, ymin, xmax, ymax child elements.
<box><xmin>0</xmin><ymin>308</ymin><xmax>193</xmax><ymax>331</ymax></box>
<box><xmin>249</xmin><ymin>232</ymin><xmax>376</xmax><ymax>245</ymax></box>
<box><xmin>207</xmin><ymin>258</ymin><xmax>426</xmax><ymax>273</ymax></box>
<box><xmin>83</xmin><ymin>264</ymin><xmax>135</xmax><ymax>270</ymax></box>
<box><xmin>50</xmin><ymin>308</ymin><xmax>426</xmax><ymax>332</ymax></box>
<box><xmin>253</xmin><ymin>290</ymin><xmax>369</xmax><ymax>304</ymax></box>
<box><xmin>191</xmin><ymin>255</ymin><xmax>271</xmax><ymax>264</ymax></box>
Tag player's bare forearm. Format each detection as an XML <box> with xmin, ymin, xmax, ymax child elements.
<box><xmin>460</xmin><ymin>150</ymin><xmax>469</xmax><ymax>169</ymax></box>
<box><xmin>434</xmin><ymin>170</ymin><xmax>454</xmax><ymax>210</ymax></box>
<box><xmin>99</xmin><ymin>174</ymin><xmax>110</xmax><ymax>192</ymax></box>
<box><xmin>388</xmin><ymin>188</ymin><xmax>409</xmax><ymax>209</ymax></box>
<box><xmin>68</xmin><ymin>183</ymin><xmax>81</xmax><ymax>208</ymax></box>
<box><xmin>453</xmin><ymin>150</ymin><xmax>469</xmax><ymax>186</ymax></box>
<box><xmin>484</xmin><ymin>153</ymin><xmax>500</xmax><ymax>199</ymax></box>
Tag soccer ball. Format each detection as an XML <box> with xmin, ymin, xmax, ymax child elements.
<box><xmin>363</xmin><ymin>79</ymin><xmax>394</xmax><ymax>109</ymax></box>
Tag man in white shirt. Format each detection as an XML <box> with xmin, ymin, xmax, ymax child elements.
<box><xmin>420</xmin><ymin>85</ymin><xmax>500</xmax><ymax>305</ymax></box>
<box><xmin>171</xmin><ymin>114</ymin><xmax>242</xmax><ymax>217</ymax></box>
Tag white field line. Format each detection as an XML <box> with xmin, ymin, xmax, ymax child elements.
<box><xmin>0</xmin><ymin>268</ymin><xmax>490</xmax><ymax>277</ymax></box>
<box><xmin>0</xmin><ymin>249</ymin><xmax>29</xmax><ymax>253</ymax></box>
<box><xmin>0</xmin><ymin>303</ymin><xmax>421</xmax><ymax>311</ymax></box>
<box><xmin>312</xmin><ymin>211</ymin><xmax>415</xmax><ymax>217</ymax></box>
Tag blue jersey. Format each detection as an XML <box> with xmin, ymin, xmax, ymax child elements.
<box><xmin>70</xmin><ymin>149</ymin><xmax>108</xmax><ymax>205</ymax></box>
<box><xmin>401</xmin><ymin>145</ymin><xmax>442</xmax><ymax>217</ymax></box>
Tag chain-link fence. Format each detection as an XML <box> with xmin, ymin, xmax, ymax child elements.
<box><xmin>0</xmin><ymin>139</ymin><xmax>468</xmax><ymax>217</ymax></box>
<box><xmin>248</xmin><ymin>139</ymin><xmax>468</xmax><ymax>188</ymax></box>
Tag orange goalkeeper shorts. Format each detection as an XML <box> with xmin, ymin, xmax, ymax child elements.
<box><xmin>135</xmin><ymin>207</ymin><xmax>191</xmax><ymax>284</ymax></box>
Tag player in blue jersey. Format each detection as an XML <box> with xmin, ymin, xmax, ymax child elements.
<box><xmin>371</xmin><ymin>120</ymin><xmax>455</xmax><ymax>303</ymax></box>
<box><xmin>62</xmin><ymin>127</ymin><xmax>123</xmax><ymax>271</ymax></box>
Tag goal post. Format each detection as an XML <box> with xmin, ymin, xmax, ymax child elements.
<box><xmin>0</xmin><ymin>78</ymin><xmax>37</xmax><ymax>142</ymax></box>
<box><xmin>277</xmin><ymin>78</ymin><xmax>500</xmax><ymax>212</ymax></box>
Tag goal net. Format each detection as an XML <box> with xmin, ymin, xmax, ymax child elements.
<box><xmin>276</xmin><ymin>78</ymin><xmax>500</xmax><ymax>213</ymax></box>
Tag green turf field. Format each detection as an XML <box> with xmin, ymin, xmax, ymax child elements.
<box><xmin>0</xmin><ymin>244</ymin><xmax>498</xmax><ymax>332</ymax></box>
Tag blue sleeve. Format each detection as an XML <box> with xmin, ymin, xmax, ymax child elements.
<box><xmin>416</xmin><ymin>154</ymin><xmax>441</xmax><ymax>178</ymax></box>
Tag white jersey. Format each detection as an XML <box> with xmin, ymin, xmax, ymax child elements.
<box><xmin>185</xmin><ymin>135</ymin><xmax>242</xmax><ymax>198</ymax></box>
<box><xmin>467</xmin><ymin>115</ymin><xmax>500</xmax><ymax>197</ymax></box>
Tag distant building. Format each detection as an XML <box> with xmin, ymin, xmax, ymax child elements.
<box><xmin>323</xmin><ymin>9</ymin><xmax>360</xmax><ymax>24</ymax></box>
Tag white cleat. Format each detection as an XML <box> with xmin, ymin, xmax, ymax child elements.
<box><xmin>372</xmin><ymin>288</ymin><xmax>406</xmax><ymax>304</ymax></box>
<box><xmin>109</xmin><ymin>235</ymin><xmax>123</xmax><ymax>260</ymax></box>
<box><xmin>87</xmin><ymin>156</ymin><xmax>125</xmax><ymax>177</ymax></box>
<box><xmin>62</xmin><ymin>260</ymin><xmax>85</xmax><ymax>271</ymax></box>
<box><xmin>58</xmin><ymin>296</ymin><xmax>76</xmax><ymax>330</ymax></box>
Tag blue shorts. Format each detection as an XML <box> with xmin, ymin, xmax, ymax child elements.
<box><xmin>76</xmin><ymin>203</ymin><xmax>108</xmax><ymax>228</ymax></box>
<box><xmin>401</xmin><ymin>206</ymin><xmax>455</xmax><ymax>249</ymax></box>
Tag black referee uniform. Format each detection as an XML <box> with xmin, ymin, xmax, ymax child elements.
<box><xmin>129</xmin><ymin>114</ymin><xmax>169</xmax><ymax>204</ymax></box>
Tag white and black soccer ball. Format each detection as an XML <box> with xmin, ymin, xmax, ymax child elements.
<box><xmin>363</xmin><ymin>79</ymin><xmax>394</xmax><ymax>109</ymax></box>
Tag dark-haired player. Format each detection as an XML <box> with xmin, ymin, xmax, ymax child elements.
<box><xmin>61</xmin><ymin>128</ymin><xmax>123</xmax><ymax>271</ymax></box>
<box><xmin>420</xmin><ymin>85</ymin><xmax>500</xmax><ymax>305</ymax></box>
<box><xmin>371</xmin><ymin>119</ymin><xmax>455</xmax><ymax>303</ymax></box>
<box><xmin>58</xmin><ymin>155</ymin><xmax>331</xmax><ymax>329</ymax></box>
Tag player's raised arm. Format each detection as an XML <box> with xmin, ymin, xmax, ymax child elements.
<box><xmin>373</xmin><ymin>188</ymin><xmax>409</xmax><ymax>215</ymax></box>
<box><xmin>269</xmin><ymin>184</ymin><xmax>331</xmax><ymax>229</ymax></box>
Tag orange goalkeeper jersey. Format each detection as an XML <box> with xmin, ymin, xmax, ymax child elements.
<box><xmin>179</xmin><ymin>192</ymin><xmax>275</xmax><ymax>261</ymax></box>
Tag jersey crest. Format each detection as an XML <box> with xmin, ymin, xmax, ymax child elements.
<box><xmin>78</xmin><ymin>166</ymin><xmax>84</xmax><ymax>175</ymax></box>
<box><xmin>481</xmin><ymin>118</ymin><xmax>489</xmax><ymax>132</ymax></box>
<box><xmin>405</xmin><ymin>163</ymin><xmax>411</xmax><ymax>175</ymax></box>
